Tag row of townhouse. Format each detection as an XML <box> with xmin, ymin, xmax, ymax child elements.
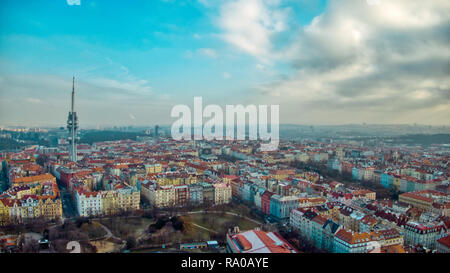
<box><xmin>0</xmin><ymin>173</ymin><xmax>63</xmax><ymax>225</ymax></box>
<box><xmin>229</xmin><ymin>174</ymin><xmax>303</xmax><ymax>222</ymax></box>
<box><xmin>356</xmin><ymin>169</ymin><xmax>444</xmax><ymax>193</ymax></box>
<box><xmin>398</xmin><ymin>190</ymin><xmax>450</xmax><ymax>216</ymax></box>
<box><xmin>144</xmin><ymin>163</ymin><xmax>163</xmax><ymax>174</ymax></box>
<box><xmin>352</xmin><ymin>166</ymin><xmax>375</xmax><ymax>182</ymax></box>
<box><xmin>149</xmin><ymin>172</ymin><xmax>199</xmax><ymax>186</ymax></box>
<box><xmin>0</xmin><ymin>196</ymin><xmax>62</xmax><ymax>225</ymax></box>
<box><xmin>401</xmin><ymin>167</ymin><xmax>435</xmax><ymax>181</ymax></box>
<box><xmin>290</xmin><ymin>208</ymin><xmax>405</xmax><ymax>253</ymax></box>
<box><xmin>141</xmin><ymin>181</ymin><xmax>231</xmax><ymax>208</ymax></box>
<box><xmin>327</xmin><ymin>156</ymin><xmax>445</xmax><ymax>194</ymax></box>
<box><xmin>74</xmin><ymin>186</ymin><xmax>140</xmax><ymax>217</ymax></box>
<box><xmin>382</xmin><ymin>170</ymin><xmax>444</xmax><ymax>193</ymax></box>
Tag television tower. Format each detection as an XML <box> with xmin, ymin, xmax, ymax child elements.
<box><xmin>67</xmin><ymin>76</ymin><xmax>79</xmax><ymax>162</ymax></box>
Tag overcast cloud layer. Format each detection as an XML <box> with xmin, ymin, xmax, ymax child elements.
<box><xmin>216</xmin><ymin>0</ymin><xmax>450</xmax><ymax>125</ymax></box>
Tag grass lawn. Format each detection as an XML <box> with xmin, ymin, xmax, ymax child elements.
<box><xmin>91</xmin><ymin>238</ymin><xmax>122</xmax><ymax>253</ymax></box>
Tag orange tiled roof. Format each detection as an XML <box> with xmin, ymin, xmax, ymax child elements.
<box><xmin>253</xmin><ymin>230</ymin><xmax>292</xmax><ymax>253</ymax></box>
<box><xmin>400</xmin><ymin>192</ymin><xmax>433</xmax><ymax>203</ymax></box>
<box><xmin>380</xmin><ymin>244</ymin><xmax>406</xmax><ymax>253</ymax></box>
<box><xmin>13</xmin><ymin>173</ymin><xmax>55</xmax><ymax>184</ymax></box>
<box><xmin>335</xmin><ymin>229</ymin><xmax>380</xmax><ymax>245</ymax></box>
<box><xmin>235</xmin><ymin>234</ymin><xmax>252</xmax><ymax>251</ymax></box>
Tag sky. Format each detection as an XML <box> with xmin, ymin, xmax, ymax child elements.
<box><xmin>0</xmin><ymin>0</ymin><xmax>448</xmax><ymax>128</ymax></box>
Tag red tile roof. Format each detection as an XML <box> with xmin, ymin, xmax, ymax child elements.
<box><xmin>437</xmin><ymin>234</ymin><xmax>450</xmax><ymax>248</ymax></box>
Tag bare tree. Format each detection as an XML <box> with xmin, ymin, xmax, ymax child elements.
<box><xmin>126</xmin><ymin>236</ymin><xmax>137</xmax><ymax>250</ymax></box>
<box><xmin>23</xmin><ymin>238</ymin><xmax>40</xmax><ymax>253</ymax></box>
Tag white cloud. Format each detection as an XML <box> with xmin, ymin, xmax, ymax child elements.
<box><xmin>222</xmin><ymin>72</ymin><xmax>231</xmax><ymax>79</ymax></box>
<box><xmin>66</xmin><ymin>0</ymin><xmax>81</xmax><ymax>6</ymax></box>
<box><xmin>196</xmin><ymin>48</ymin><xmax>218</xmax><ymax>58</ymax></box>
<box><xmin>239</xmin><ymin>0</ymin><xmax>450</xmax><ymax>124</ymax></box>
<box><xmin>217</xmin><ymin>0</ymin><xmax>290</xmax><ymax>61</ymax></box>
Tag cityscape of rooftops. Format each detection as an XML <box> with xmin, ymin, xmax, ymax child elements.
<box><xmin>0</xmin><ymin>0</ymin><xmax>449</xmax><ymax>267</ymax></box>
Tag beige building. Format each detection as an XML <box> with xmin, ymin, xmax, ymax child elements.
<box><xmin>213</xmin><ymin>183</ymin><xmax>232</xmax><ymax>205</ymax></box>
<box><xmin>145</xmin><ymin>164</ymin><xmax>162</xmax><ymax>174</ymax></box>
<box><xmin>142</xmin><ymin>183</ymin><xmax>175</xmax><ymax>208</ymax></box>
<box><xmin>399</xmin><ymin>192</ymin><xmax>433</xmax><ymax>211</ymax></box>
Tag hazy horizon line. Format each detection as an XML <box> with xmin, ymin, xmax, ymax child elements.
<box><xmin>1</xmin><ymin>123</ymin><xmax>450</xmax><ymax>130</ymax></box>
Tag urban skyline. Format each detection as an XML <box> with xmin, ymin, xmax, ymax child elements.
<box><xmin>0</xmin><ymin>0</ymin><xmax>449</xmax><ymax>258</ymax></box>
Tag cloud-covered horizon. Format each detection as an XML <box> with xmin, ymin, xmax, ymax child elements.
<box><xmin>213</xmin><ymin>0</ymin><xmax>449</xmax><ymax>125</ymax></box>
